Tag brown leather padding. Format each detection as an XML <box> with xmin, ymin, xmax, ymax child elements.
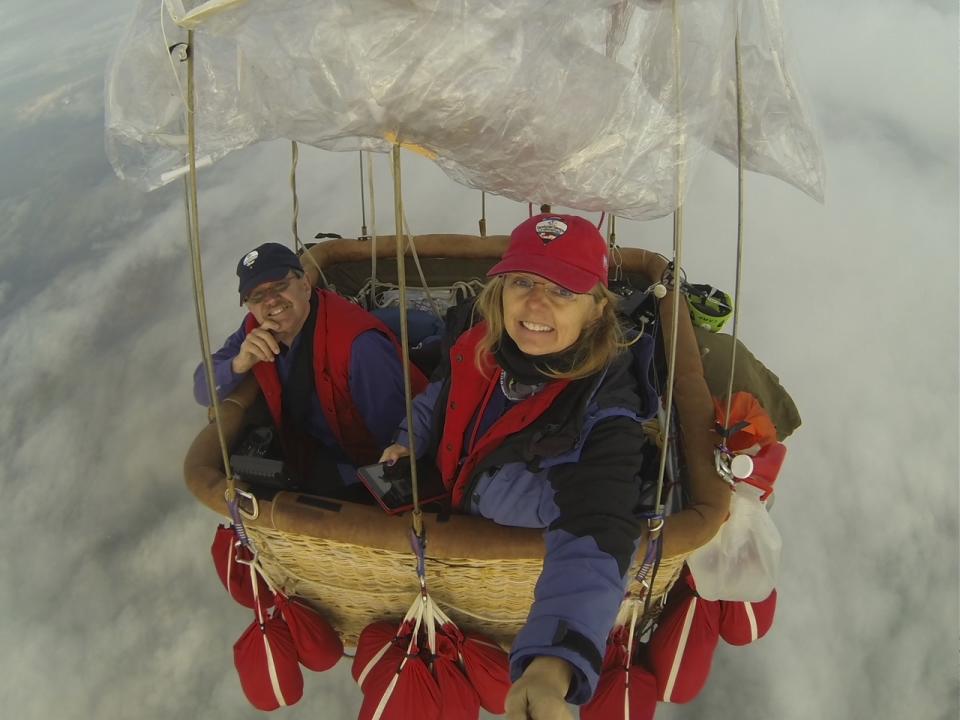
<box><xmin>183</xmin><ymin>237</ymin><xmax>729</xmax><ymax>560</ymax></box>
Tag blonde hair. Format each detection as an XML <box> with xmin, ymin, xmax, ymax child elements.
<box><xmin>473</xmin><ymin>276</ymin><xmax>626</xmax><ymax>381</ymax></box>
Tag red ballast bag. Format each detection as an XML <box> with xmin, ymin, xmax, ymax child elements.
<box><xmin>211</xmin><ymin>524</ymin><xmax>275</xmax><ymax>610</ymax></box>
<box><xmin>233</xmin><ymin>611</ymin><xmax>304</xmax><ymax>711</ymax></box>
<box><xmin>275</xmin><ymin>594</ymin><xmax>343</xmax><ymax>671</ymax></box>
<box><xmin>719</xmin><ymin>589</ymin><xmax>777</xmax><ymax>645</ymax></box>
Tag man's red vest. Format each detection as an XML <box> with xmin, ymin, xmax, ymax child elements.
<box><xmin>437</xmin><ymin>322</ymin><xmax>570</xmax><ymax>509</ymax></box>
<box><xmin>245</xmin><ymin>289</ymin><xmax>427</xmax><ymax>467</ymax></box>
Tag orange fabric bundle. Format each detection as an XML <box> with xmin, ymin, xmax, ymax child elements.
<box><xmin>714</xmin><ymin>392</ymin><xmax>777</xmax><ymax>452</ymax></box>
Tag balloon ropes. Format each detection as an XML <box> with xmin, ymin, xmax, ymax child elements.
<box><xmin>107</xmin><ymin>0</ymin><xmax>818</xmax><ymax>714</ymax></box>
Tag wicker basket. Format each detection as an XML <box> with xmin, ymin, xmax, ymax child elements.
<box><xmin>184</xmin><ymin>236</ymin><xmax>730</xmax><ymax>646</ymax></box>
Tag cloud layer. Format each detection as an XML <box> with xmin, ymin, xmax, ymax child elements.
<box><xmin>0</xmin><ymin>1</ymin><xmax>956</xmax><ymax>719</ymax></box>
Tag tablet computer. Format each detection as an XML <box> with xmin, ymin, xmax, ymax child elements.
<box><xmin>356</xmin><ymin>457</ymin><xmax>448</xmax><ymax>515</ymax></box>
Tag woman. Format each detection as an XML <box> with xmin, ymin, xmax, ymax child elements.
<box><xmin>380</xmin><ymin>214</ymin><xmax>657</xmax><ymax>719</ymax></box>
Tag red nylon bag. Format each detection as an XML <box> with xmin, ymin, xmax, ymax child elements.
<box><xmin>357</xmin><ymin>653</ymin><xmax>441</xmax><ymax>720</ymax></box>
<box><xmin>718</xmin><ymin>589</ymin><xmax>778</xmax><ymax>646</ymax></box>
<box><xmin>233</xmin><ymin>611</ymin><xmax>304</xmax><ymax>711</ymax></box>
<box><xmin>647</xmin><ymin>583</ymin><xmax>720</xmax><ymax>703</ymax></box>
<box><xmin>457</xmin><ymin>629</ymin><xmax>511</xmax><ymax>715</ymax></box>
<box><xmin>352</xmin><ymin>621</ymin><xmax>407</xmax><ymax>689</ymax></box>
<box><xmin>211</xmin><ymin>524</ymin><xmax>275</xmax><ymax>609</ymax></box>
<box><xmin>581</xmin><ymin>664</ymin><xmax>658</xmax><ymax>720</ymax></box>
<box><xmin>433</xmin><ymin>633</ymin><xmax>481</xmax><ymax>720</ymax></box>
<box><xmin>274</xmin><ymin>594</ymin><xmax>343</xmax><ymax>671</ymax></box>
<box><xmin>741</xmin><ymin>442</ymin><xmax>787</xmax><ymax>501</ymax></box>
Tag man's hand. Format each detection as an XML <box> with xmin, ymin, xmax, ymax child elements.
<box><xmin>378</xmin><ymin>444</ymin><xmax>411</xmax><ymax>465</ymax></box>
<box><xmin>505</xmin><ymin>656</ymin><xmax>574</xmax><ymax>720</ymax></box>
<box><xmin>231</xmin><ymin>319</ymin><xmax>281</xmax><ymax>374</ymax></box>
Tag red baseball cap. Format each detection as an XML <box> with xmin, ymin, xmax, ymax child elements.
<box><xmin>487</xmin><ymin>214</ymin><xmax>610</xmax><ymax>293</ymax></box>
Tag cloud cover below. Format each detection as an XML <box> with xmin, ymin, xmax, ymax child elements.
<box><xmin>0</xmin><ymin>1</ymin><xmax>956</xmax><ymax>719</ymax></box>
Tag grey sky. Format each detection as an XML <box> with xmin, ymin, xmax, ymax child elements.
<box><xmin>0</xmin><ymin>1</ymin><xmax>956</xmax><ymax>719</ymax></box>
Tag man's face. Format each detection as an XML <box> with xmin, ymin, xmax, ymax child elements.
<box><xmin>245</xmin><ymin>271</ymin><xmax>312</xmax><ymax>342</ymax></box>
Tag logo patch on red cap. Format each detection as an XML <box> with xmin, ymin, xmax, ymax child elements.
<box><xmin>535</xmin><ymin>217</ymin><xmax>568</xmax><ymax>244</ymax></box>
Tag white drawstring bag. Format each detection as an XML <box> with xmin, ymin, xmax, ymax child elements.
<box><xmin>687</xmin><ymin>483</ymin><xmax>782</xmax><ymax>602</ymax></box>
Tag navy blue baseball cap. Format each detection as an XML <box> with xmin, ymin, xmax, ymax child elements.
<box><xmin>236</xmin><ymin>243</ymin><xmax>303</xmax><ymax>301</ymax></box>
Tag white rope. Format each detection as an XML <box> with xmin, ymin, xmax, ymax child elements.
<box><xmin>290</xmin><ymin>141</ymin><xmax>301</xmax><ymax>251</ymax></box>
<box><xmin>390</xmin><ymin>146</ymin><xmax>423</xmax><ymax>537</ymax></box>
<box><xmin>401</xmin><ymin>209</ymin><xmax>444</xmax><ymax>319</ymax></box>
<box><xmin>722</xmin><ymin>28</ymin><xmax>747</xmax><ymax>428</ymax></box>
<box><xmin>368</xmin><ymin>152</ymin><xmax>378</xmax><ymax>305</ymax></box>
<box><xmin>182</xmin><ymin>30</ymin><xmax>235</xmax><ymax>492</ymax></box>
<box><xmin>653</xmin><ymin>0</ymin><xmax>685</xmax><ymax>513</ymax></box>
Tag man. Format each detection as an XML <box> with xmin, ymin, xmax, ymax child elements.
<box><xmin>194</xmin><ymin>242</ymin><xmax>426</xmax><ymax>495</ymax></box>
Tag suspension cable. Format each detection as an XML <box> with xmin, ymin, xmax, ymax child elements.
<box><xmin>368</xmin><ymin>152</ymin><xmax>378</xmax><ymax>307</ymax></box>
<box><xmin>722</xmin><ymin>30</ymin><xmax>746</xmax><ymax>429</ymax></box>
<box><xmin>289</xmin><ymin>141</ymin><xmax>329</xmax><ymax>288</ymax></box>
<box><xmin>401</xmin><ymin>209</ymin><xmax>444</xmax><ymax>319</ymax></box>
<box><xmin>182</xmin><ymin>31</ymin><xmax>235</xmax><ymax>498</ymax></box>
<box><xmin>479</xmin><ymin>191</ymin><xmax>487</xmax><ymax>238</ymax></box>
<box><xmin>390</xmin><ymin>145</ymin><xmax>423</xmax><ymax>538</ymax></box>
<box><xmin>359</xmin><ymin>151</ymin><xmax>369</xmax><ymax>239</ymax></box>
<box><xmin>652</xmin><ymin>0</ymin><xmax>685</xmax><ymax>516</ymax></box>
<box><xmin>290</xmin><ymin>140</ymin><xmax>301</xmax><ymax>251</ymax></box>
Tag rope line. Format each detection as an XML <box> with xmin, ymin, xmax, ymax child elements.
<box><xmin>653</xmin><ymin>0</ymin><xmax>685</xmax><ymax>514</ymax></box>
<box><xmin>479</xmin><ymin>191</ymin><xmax>487</xmax><ymax>237</ymax></box>
<box><xmin>367</xmin><ymin>152</ymin><xmax>378</xmax><ymax>306</ymax></box>
<box><xmin>182</xmin><ymin>31</ymin><xmax>235</xmax><ymax>499</ymax></box>
<box><xmin>359</xmin><ymin>151</ymin><xmax>369</xmax><ymax>238</ymax></box>
<box><xmin>288</xmin><ymin>142</ymin><xmax>329</xmax><ymax>288</ymax></box>
<box><xmin>400</xmin><ymin>210</ymin><xmax>443</xmax><ymax>319</ymax></box>
<box><xmin>390</xmin><ymin>146</ymin><xmax>423</xmax><ymax>539</ymax></box>
<box><xmin>722</xmin><ymin>29</ymin><xmax>746</xmax><ymax>430</ymax></box>
<box><xmin>290</xmin><ymin>141</ymin><xmax>301</xmax><ymax>251</ymax></box>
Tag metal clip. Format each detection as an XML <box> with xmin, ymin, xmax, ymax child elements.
<box><xmin>714</xmin><ymin>448</ymin><xmax>737</xmax><ymax>487</ymax></box>
<box><xmin>225</xmin><ymin>487</ymin><xmax>260</xmax><ymax>521</ymax></box>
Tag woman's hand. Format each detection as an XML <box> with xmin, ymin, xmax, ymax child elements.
<box><xmin>378</xmin><ymin>443</ymin><xmax>410</xmax><ymax>465</ymax></box>
<box><xmin>505</xmin><ymin>656</ymin><xmax>574</xmax><ymax>720</ymax></box>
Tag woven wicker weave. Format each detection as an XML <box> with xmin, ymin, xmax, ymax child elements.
<box><xmin>248</xmin><ymin>524</ymin><xmax>688</xmax><ymax>647</ymax></box>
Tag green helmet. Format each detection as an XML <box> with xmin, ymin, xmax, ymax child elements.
<box><xmin>686</xmin><ymin>283</ymin><xmax>733</xmax><ymax>332</ymax></box>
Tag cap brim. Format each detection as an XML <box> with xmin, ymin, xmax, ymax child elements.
<box><xmin>487</xmin><ymin>256</ymin><xmax>600</xmax><ymax>294</ymax></box>
<box><xmin>239</xmin><ymin>264</ymin><xmax>299</xmax><ymax>302</ymax></box>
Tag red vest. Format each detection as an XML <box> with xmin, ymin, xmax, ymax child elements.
<box><xmin>245</xmin><ymin>290</ymin><xmax>427</xmax><ymax>467</ymax></box>
<box><xmin>438</xmin><ymin>322</ymin><xmax>570</xmax><ymax>509</ymax></box>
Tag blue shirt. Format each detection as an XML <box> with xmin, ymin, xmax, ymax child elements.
<box><xmin>193</xmin><ymin>324</ymin><xmax>408</xmax><ymax>482</ymax></box>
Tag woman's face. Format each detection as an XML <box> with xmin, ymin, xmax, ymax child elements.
<box><xmin>501</xmin><ymin>272</ymin><xmax>606</xmax><ymax>356</ymax></box>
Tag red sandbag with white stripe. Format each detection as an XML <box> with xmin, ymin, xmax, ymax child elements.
<box><xmin>581</xmin><ymin>665</ymin><xmax>658</xmax><ymax>720</ymax></box>
<box><xmin>718</xmin><ymin>589</ymin><xmax>777</xmax><ymax>645</ymax></box>
<box><xmin>581</xmin><ymin>636</ymin><xmax>658</xmax><ymax>720</ymax></box>
<box><xmin>352</xmin><ymin>621</ymin><xmax>408</xmax><ymax>689</ymax></box>
<box><xmin>233</xmin><ymin>611</ymin><xmax>304</xmax><ymax>711</ymax></box>
<box><xmin>434</xmin><ymin>633</ymin><xmax>481</xmax><ymax>720</ymax></box>
<box><xmin>455</xmin><ymin>628</ymin><xmax>511</xmax><ymax>715</ymax></box>
<box><xmin>274</xmin><ymin>594</ymin><xmax>343</xmax><ymax>671</ymax></box>
<box><xmin>211</xmin><ymin>524</ymin><xmax>275</xmax><ymax>609</ymax></box>
<box><xmin>646</xmin><ymin>583</ymin><xmax>720</xmax><ymax>703</ymax></box>
<box><xmin>357</xmin><ymin>652</ymin><xmax>441</xmax><ymax>720</ymax></box>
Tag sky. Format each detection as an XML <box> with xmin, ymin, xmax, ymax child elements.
<box><xmin>0</xmin><ymin>1</ymin><xmax>957</xmax><ymax>719</ymax></box>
